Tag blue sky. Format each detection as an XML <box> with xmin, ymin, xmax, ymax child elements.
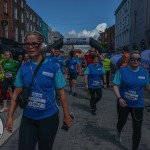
<box><xmin>26</xmin><ymin>0</ymin><xmax>122</xmax><ymax>38</ymax></box>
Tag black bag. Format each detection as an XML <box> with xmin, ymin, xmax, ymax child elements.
<box><xmin>16</xmin><ymin>57</ymin><xmax>45</xmax><ymax>109</ymax></box>
<box><xmin>16</xmin><ymin>88</ymin><xmax>30</xmax><ymax>109</ymax></box>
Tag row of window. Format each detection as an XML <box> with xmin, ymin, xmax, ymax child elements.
<box><xmin>3</xmin><ymin>1</ymin><xmax>42</xmax><ymax>26</ymax></box>
<box><xmin>3</xmin><ymin>24</ymin><xmax>24</xmax><ymax>43</ymax></box>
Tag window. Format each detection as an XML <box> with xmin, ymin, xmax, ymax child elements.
<box><xmin>15</xmin><ymin>27</ymin><xmax>18</xmax><ymax>41</ymax></box>
<box><xmin>26</xmin><ymin>11</ymin><xmax>29</xmax><ymax>18</ymax></box>
<box><xmin>30</xmin><ymin>24</ymin><xmax>32</xmax><ymax>31</ymax></box>
<box><xmin>33</xmin><ymin>26</ymin><xmax>35</xmax><ymax>31</ymax></box>
<box><xmin>37</xmin><ymin>20</ymin><xmax>39</xmax><ymax>25</ymax></box>
<box><xmin>33</xmin><ymin>16</ymin><xmax>35</xmax><ymax>22</ymax></box>
<box><xmin>21</xmin><ymin>13</ymin><xmax>24</xmax><ymax>23</ymax></box>
<box><xmin>3</xmin><ymin>25</ymin><xmax>8</xmax><ymax>38</ymax></box>
<box><xmin>27</xmin><ymin>22</ymin><xmax>29</xmax><ymax>32</ymax></box>
<box><xmin>30</xmin><ymin>14</ymin><xmax>32</xmax><ymax>20</ymax></box>
<box><xmin>21</xmin><ymin>1</ymin><xmax>24</xmax><ymax>8</ymax></box>
<box><xmin>14</xmin><ymin>7</ymin><xmax>17</xmax><ymax>19</ymax></box>
<box><xmin>21</xmin><ymin>30</ymin><xmax>24</xmax><ymax>43</ymax></box>
<box><xmin>4</xmin><ymin>0</ymin><xmax>8</xmax><ymax>14</ymax></box>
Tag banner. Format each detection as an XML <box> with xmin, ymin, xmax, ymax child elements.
<box><xmin>63</xmin><ymin>38</ymin><xmax>89</xmax><ymax>45</ymax></box>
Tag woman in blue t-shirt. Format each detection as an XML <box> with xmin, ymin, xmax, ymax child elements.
<box><xmin>84</xmin><ymin>55</ymin><xmax>106</xmax><ymax>115</ymax></box>
<box><xmin>6</xmin><ymin>31</ymin><xmax>73</xmax><ymax>150</ymax></box>
<box><xmin>113</xmin><ymin>51</ymin><xmax>150</xmax><ymax>150</ymax></box>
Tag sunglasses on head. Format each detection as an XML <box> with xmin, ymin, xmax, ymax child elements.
<box><xmin>23</xmin><ymin>42</ymin><xmax>41</xmax><ymax>48</ymax></box>
<box><xmin>130</xmin><ymin>57</ymin><xmax>141</xmax><ymax>62</ymax></box>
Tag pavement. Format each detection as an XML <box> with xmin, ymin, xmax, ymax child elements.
<box><xmin>0</xmin><ymin>76</ymin><xmax>150</xmax><ymax>150</ymax></box>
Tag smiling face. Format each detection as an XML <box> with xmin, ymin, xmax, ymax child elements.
<box><xmin>4</xmin><ymin>51</ymin><xmax>12</xmax><ymax>61</ymax></box>
<box><xmin>89</xmin><ymin>48</ymin><xmax>96</xmax><ymax>57</ymax></box>
<box><xmin>129</xmin><ymin>52</ymin><xmax>141</xmax><ymax>69</ymax></box>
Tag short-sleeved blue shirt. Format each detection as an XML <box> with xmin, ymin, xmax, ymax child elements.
<box><xmin>14</xmin><ymin>59</ymin><xmax>66</xmax><ymax>120</ymax></box>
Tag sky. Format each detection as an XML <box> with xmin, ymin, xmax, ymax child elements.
<box><xmin>26</xmin><ymin>0</ymin><xmax>122</xmax><ymax>39</ymax></box>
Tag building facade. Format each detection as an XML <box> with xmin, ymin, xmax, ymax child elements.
<box><xmin>115</xmin><ymin>0</ymin><xmax>130</xmax><ymax>50</ymax></box>
<box><xmin>115</xmin><ymin>0</ymin><xmax>150</xmax><ymax>51</ymax></box>
<box><xmin>0</xmin><ymin>0</ymin><xmax>62</xmax><ymax>50</ymax></box>
<box><xmin>99</xmin><ymin>25</ymin><xmax>115</xmax><ymax>53</ymax></box>
<box><xmin>0</xmin><ymin>0</ymin><xmax>15</xmax><ymax>46</ymax></box>
<box><xmin>130</xmin><ymin>0</ymin><xmax>150</xmax><ymax>50</ymax></box>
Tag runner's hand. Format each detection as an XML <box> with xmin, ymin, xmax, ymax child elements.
<box><xmin>6</xmin><ymin>117</ymin><xmax>13</xmax><ymax>133</ymax></box>
<box><xmin>119</xmin><ymin>98</ymin><xmax>127</xmax><ymax>107</ymax></box>
<box><xmin>63</xmin><ymin>115</ymin><xmax>73</xmax><ymax>128</ymax></box>
<box><xmin>85</xmin><ymin>84</ymin><xmax>88</xmax><ymax>89</ymax></box>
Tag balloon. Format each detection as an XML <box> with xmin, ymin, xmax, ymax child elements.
<box><xmin>47</xmin><ymin>37</ymin><xmax>104</xmax><ymax>53</ymax></box>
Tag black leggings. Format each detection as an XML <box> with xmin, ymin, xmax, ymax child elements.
<box><xmin>18</xmin><ymin>113</ymin><xmax>59</xmax><ymax>150</ymax></box>
<box><xmin>89</xmin><ymin>88</ymin><xmax>102</xmax><ymax>109</ymax></box>
<box><xmin>2</xmin><ymin>78</ymin><xmax>15</xmax><ymax>100</ymax></box>
<box><xmin>117</xmin><ymin>103</ymin><xmax>144</xmax><ymax>150</ymax></box>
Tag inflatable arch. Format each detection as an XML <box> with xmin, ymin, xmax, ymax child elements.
<box><xmin>47</xmin><ymin>38</ymin><xmax>104</xmax><ymax>53</ymax></box>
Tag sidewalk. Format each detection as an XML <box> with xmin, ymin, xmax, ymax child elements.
<box><xmin>0</xmin><ymin>76</ymin><xmax>150</xmax><ymax>150</ymax></box>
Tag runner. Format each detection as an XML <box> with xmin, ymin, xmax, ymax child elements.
<box><xmin>66</xmin><ymin>50</ymin><xmax>81</xmax><ymax>96</ymax></box>
<box><xmin>6</xmin><ymin>31</ymin><xmax>73</xmax><ymax>150</ymax></box>
<box><xmin>84</xmin><ymin>55</ymin><xmax>106</xmax><ymax>115</ymax></box>
<box><xmin>113</xmin><ymin>51</ymin><xmax>150</xmax><ymax>150</ymax></box>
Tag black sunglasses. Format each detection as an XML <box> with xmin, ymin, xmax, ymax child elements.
<box><xmin>130</xmin><ymin>57</ymin><xmax>141</xmax><ymax>62</ymax></box>
<box><xmin>23</xmin><ymin>42</ymin><xmax>41</xmax><ymax>48</ymax></box>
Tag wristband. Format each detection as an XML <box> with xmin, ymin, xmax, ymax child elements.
<box><xmin>117</xmin><ymin>97</ymin><xmax>122</xmax><ymax>101</ymax></box>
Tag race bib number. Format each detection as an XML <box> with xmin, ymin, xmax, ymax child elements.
<box><xmin>92</xmin><ymin>81</ymin><xmax>100</xmax><ymax>86</ymax></box>
<box><xmin>70</xmin><ymin>65</ymin><xmax>74</xmax><ymax>69</ymax></box>
<box><xmin>125</xmin><ymin>91</ymin><xmax>138</xmax><ymax>101</ymax></box>
<box><xmin>27</xmin><ymin>92</ymin><xmax>46</xmax><ymax>109</ymax></box>
<box><xmin>28</xmin><ymin>101</ymin><xmax>45</xmax><ymax>109</ymax></box>
<box><xmin>5</xmin><ymin>72</ymin><xmax>13</xmax><ymax>78</ymax></box>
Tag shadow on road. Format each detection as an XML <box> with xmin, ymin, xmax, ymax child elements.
<box><xmin>83</xmin><ymin>124</ymin><xmax>129</xmax><ymax>150</ymax></box>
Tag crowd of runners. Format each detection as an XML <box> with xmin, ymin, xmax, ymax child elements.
<box><xmin>0</xmin><ymin>31</ymin><xmax>150</xmax><ymax>150</ymax></box>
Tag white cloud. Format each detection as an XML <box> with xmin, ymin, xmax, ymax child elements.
<box><xmin>66</xmin><ymin>23</ymin><xmax>107</xmax><ymax>39</ymax></box>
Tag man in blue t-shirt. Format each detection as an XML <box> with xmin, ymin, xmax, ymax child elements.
<box><xmin>66</xmin><ymin>50</ymin><xmax>80</xmax><ymax>96</ymax></box>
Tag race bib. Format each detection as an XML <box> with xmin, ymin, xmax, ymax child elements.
<box><xmin>70</xmin><ymin>65</ymin><xmax>74</xmax><ymax>69</ymax></box>
<box><xmin>125</xmin><ymin>91</ymin><xmax>138</xmax><ymax>101</ymax></box>
<box><xmin>5</xmin><ymin>72</ymin><xmax>13</xmax><ymax>78</ymax></box>
<box><xmin>92</xmin><ymin>81</ymin><xmax>100</xmax><ymax>86</ymax></box>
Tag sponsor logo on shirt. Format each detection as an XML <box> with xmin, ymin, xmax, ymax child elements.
<box><xmin>42</xmin><ymin>71</ymin><xmax>54</xmax><ymax>77</ymax></box>
<box><xmin>138</xmin><ymin>76</ymin><xmax>145</xmax><ymax>79</ymax></box>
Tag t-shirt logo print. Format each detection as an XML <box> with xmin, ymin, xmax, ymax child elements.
<box><xmin>42</xmin><ymin>71</ymin><xmax>54</xmax><ymax>77</ymax></box>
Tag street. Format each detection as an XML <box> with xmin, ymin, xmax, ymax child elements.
<box><xmin>0</xmin><ymin>76</ymin><xmax>150</xmax><ymax>150</ymax></box>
